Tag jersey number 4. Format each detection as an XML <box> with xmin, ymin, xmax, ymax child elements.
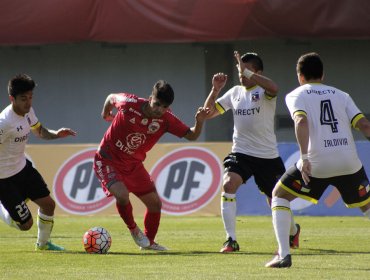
<box><xmin>320</xmin><ymin>100</ymin><xmax>338</xmax><ymax>133</ymax></box>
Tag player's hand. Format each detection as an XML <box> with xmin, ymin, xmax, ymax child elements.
<box><xmin>234</xmin><ymin>50</ymin><xmax>245</xmax><ymax>74</ymax></box>
<box><xmin>195</xmin><ymin>107</ymin><xmax>211</xmax><ymax>122</ymax></box>
<box><xmin>300</xmin><ymin>159</ymin><xmax>311</xmax><ymax>185</ymax></box>
<box><xmin>212</xmin><ymin>73</ymin><xmax>227</xmax><ymax>92</ymax></box>
<box><xmin>56</xmin><ymin>128</ymin><xmax>77</xmax><ymax>138</ymax></box>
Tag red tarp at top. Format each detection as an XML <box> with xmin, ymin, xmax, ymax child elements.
<box><xmin>0</xmin><ymin>0</ymin><xmax>370</xmax><ymax>46</ymax></box>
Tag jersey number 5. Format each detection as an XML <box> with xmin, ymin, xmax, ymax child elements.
<box><xmin>320</xmin><ymin>100</ymin><xmax>338</xmax><ymax>133</ymax></box>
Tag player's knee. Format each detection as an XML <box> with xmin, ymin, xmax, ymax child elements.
<box><xmin>147</xmin><ymin>198</ymin><xmax>162</xmax><ymax>212</ymax></box>
<box><xmin>19</xmin><ymin>219</ymin><xmax>33</xmax><ymax>231</ymax></box>
<box><xmin>222</xmin><ymin>181</ymin><xmax>237</xmax><ymax>193</ymax></box>
<box><xmin>116</xmin><ymin>196</ymin><xmax>129</xmax><ymax>206</ymax></box>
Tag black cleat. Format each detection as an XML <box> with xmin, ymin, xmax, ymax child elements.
<box><xmin>220</xmin><ymin>237</ymin><xmax>240</xmax><ymax>253</ymax></box>
<box><xmin>265</xmin><ymin>254</ymin><xmax>292</xmax><ymax>268</ymax></box>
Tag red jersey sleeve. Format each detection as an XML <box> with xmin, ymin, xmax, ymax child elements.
<box><xmin>166</xmin><ymin>110</ymin><xmax>190</xmax><ymax>138</ymax></box>
<box><xmin>112</xmin><ymin>93</ymin><xmax>136</xmax><ymax>109</ymax></box>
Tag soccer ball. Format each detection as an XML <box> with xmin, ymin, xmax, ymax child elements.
<box><xmin>83</xmin><ymin>226</ymin><xmax>112</xmax><ymax>254</ymax></box>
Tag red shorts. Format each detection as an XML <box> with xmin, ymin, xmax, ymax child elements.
<box><xmin>93</xmin><ymin>153</ymin><xmax>155</xmax><ymax>197</ymax></box>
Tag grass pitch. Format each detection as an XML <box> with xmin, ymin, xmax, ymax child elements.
<box><xmin>0</xmin><ymin>215</ymin><xmax>369</xmax><ymax>280</ymax></box>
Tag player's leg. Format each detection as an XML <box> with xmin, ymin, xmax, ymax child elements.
<box><xmin>109</xmin><ymin>181</ymin><xmax>151</xmax><ymax>248</ymax></box>
<box><xmin>137</xmin><ymin>190</ymin><xmax>167</xmax><ymax>251</ymax></box>
<box><xmin>0</xmin><ymin>177</ymin><xmax>32</xmax><ymax>230</ymax></box>
<box><xmin>266</xmin><ymin>166</ymin><xmax>325</xmax><ymax>268</ymax></box>
<box><xmin>256</xmin><ymin>157</ymin><xmax>300</xmax><ymax>249</ymax></box>
<box><xmin>220</xmin><ymin>171</ymin><xmax>243</xmax><ymax>252</ymax></box>
<box><xmin>94</xmin><ymin>156</ymin><xmax>150</xmax><ymax>248</ymax></box>
<box><xmin>33</xmin><ymin>195</ymin><xmax>64</xmax><ymax>250</ymax></box>
<box><xmin>219</xmin><ymin>153</ymin><xmax>249</xmax><ymax>253</ymax></box>
<box><xmin>335</xmin><ymin>167</ymin><xmax>370</xmax><ymax>219</ymax></box>
<box><xmin>22</xmin><ymin>161</ymin><xmax>64</xmax><ymax>251</ymax></box>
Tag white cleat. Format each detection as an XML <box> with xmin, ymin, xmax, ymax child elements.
<box><xmin>130</xmin><ymin>226</ymin><xmax>150</xmax><ymax>248</ymax></box>
<box><xmin>140</xmin><ymin>242</ymin><xmax>168</xmax><ymax>251</ymax></box>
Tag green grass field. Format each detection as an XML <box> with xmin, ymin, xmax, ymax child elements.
<box><xmin>0</xmin><ymin>215</ymin><xmax>369</xmax><ymax>280</ymax></box>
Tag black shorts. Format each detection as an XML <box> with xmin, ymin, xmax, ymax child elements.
<box><xmin>0</xmin><ymin>160</ymin><xmax>49</xmax><ymax>224</ymax></box>
<box><xmin>223</xmin><ymin>152</ymin><xmax>286</xmax><ymax>197</ymax></box>
<box><xmin>278</xmin><ymin>164</ymin><xmax>370</xmax><ymax>208</ymax></box>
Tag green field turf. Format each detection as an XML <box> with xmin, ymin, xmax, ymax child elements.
<box><xmin>0</xmin><ymin>215</ymin><xmax>369</xmax><ymax>279</ymax></box>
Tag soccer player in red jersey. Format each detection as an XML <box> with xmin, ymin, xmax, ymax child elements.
<box><xmin>93</xmin><ymin>80</ymin><xmax>209</xmax><ymax>250</ymax></box>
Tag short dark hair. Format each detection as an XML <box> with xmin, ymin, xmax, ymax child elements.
<box><xmin>296</xmin><ymin>52</ymin><xmax>324</xmax><ymax>80</ymax></box>
<box><xmin>152</xmin><ymin>80</ymin><xmax>174</xmax><ymax>105</ymax></box>
<box><xmin>241</xmin><ymin>52</ymin><xmax>264</xmax><ymax>71</ymax></box>
<box><xmin>8</xmin><ymin>74</ymin><xmax>36</xmax><ymax>97</ymax></box>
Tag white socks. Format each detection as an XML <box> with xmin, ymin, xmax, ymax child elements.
<box><xmin>0</xmin><ymin>203</ymin><xmax>20</xmax><ymax>230</ymax></box>
<box><xmin>221</xmin><ymin>192</ymin><xmax>237</xmax><ymax>240</ymax></box>
<box><xmin>271</xmin><ymin>196</ymin><xmax>291</xmax><ymax>258</ymax></box>
<box><xmin>37</xmin><ymin>209</ymin><xmax>54</xmax><ymax>246</ymax></box>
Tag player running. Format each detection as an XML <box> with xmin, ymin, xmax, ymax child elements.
<box><xmin>0</xmin><ymin>74</ymin><xmax>76</xmax><ymax>251</ymax></box>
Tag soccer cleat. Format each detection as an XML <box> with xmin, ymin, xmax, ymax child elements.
<box><xmin>130</xmin><ymin>226</ymin><xmax>150</xmax><ymax>248</ymax></box>
<box><xmin>140</xmin><ymin>242</ymin><xmax>168</xmax><ymax>251</ymax></box>
<box><xmin>265</xmin><ymin>254</ymin><xmax>292</xmax><ymax>268</ymax></box>
<box><xmin>290</xmin><ymin>224</ymin><xmax>301</xmax><ymax>249</ymax></box>
<box><xmin>220</xmin><ymin>237</ymin><xmax>240</xmax><ymax>253</ymax></box>
<box><xmin>35</xmin><ymin>241</ymin><xmax>65</xmax><ymax>251</ymax></box>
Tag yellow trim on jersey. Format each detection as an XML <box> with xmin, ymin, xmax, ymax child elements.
<box><xmin>245</xmin><ymin>85</ymin><xmax>258</xmax><ymax>91</ymax></box>
<box><xmin>31</xmin><ymin>121</ymin><xmax>41</xmax><ymax>130</ymax></box>
<box><xmin>293</xmin><ymin>110</ymin><xmax>307</xmax><ymax>117</ymax></box>
<box><xmin>215</xmin><ymin>102</ymin><xmax>226</xmax><ymax>114</ymax></box>
<box><xmin>351</xmin><ymin>113</ymin><xmax>364</xmax><ymax>130</ymax></box>
<box><xmin>345</xmin><ymin>196</ymin><xmax>370</xmax><ymax>208</ymax></box>
<box><xmin>278</xmin><ymin>181</ymin><xmax>318</xmax><ymax>204</ymax></box>
<box><xmin>264</xmin><ymin>93</ymin><xmax>276</xmax><ymax>100</ymax></box>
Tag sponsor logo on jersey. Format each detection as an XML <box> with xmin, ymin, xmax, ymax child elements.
<box><xmin>129</xmin><ymin>107</ymin><xmax>142</xmax><ymax>116</ymax></box>
<box><xmin>53</xmin><ymin>148</ymin><xmax>114</xmax><ymax>215</ymax></box>
<box><xmin>251</xmin><ymin>93</ymin><xmax>260</xmax><ymax>102</ymax></box>
<box><xmin>150</xmin><ymin>147</ymin><xmax>222</xmax><ymax>215</ymax></box>
<box><xmin>234</xmin><ymin>107</ymin><xmax>260</xmax><ymax>115</ymax></box>
<box><xmin>14</xmin><ymin>133</ymin><xmax>29</xmax><ymax>142</ymax></box>
<box><xmin>147</xmin><ymin>121</ymin><xmax>160</xmax><ymax>133</ymax></box>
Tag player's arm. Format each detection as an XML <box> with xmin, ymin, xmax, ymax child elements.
<box><xmin>32</xmin><ymin>124</ymin><xmax>76</xmax><ymax>140</ymax></box>
<box><xmin>355</xmin><ymin>116</ymin><xmax>370</xmax><ymax>141</ymax></box>
<box><xmin>234</xmin><ymin>51</ymin><xmax>278</xmax><ymax>97</ymax></box>
<box><xmin>203</xmin><ymin>73</ymin><xmax>227</xmax><ymax>119</ymax></box>
<box><xmin>101</xmin><ymin>93</ymin><xmax>117</xmax><ymax>122</ymax></box>
<box><xmin>183</xmin><ymin>107</ymin><xmax>210</xmax><ymax>141</ymax></box>
<box><xmin>293</xmin><ymin>112</ymin><xmax>311</xmax><ymax>184</ymax></box>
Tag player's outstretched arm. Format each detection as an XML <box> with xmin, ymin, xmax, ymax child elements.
<box><xmin>32</xmin><ymin>125</ymin><xmax>77</xmax><ymax>140</ymax></box>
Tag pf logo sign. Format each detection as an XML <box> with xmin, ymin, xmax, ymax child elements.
<box><xmin>151</xmin><ymin>147</ymin><xmax>222</xmax><ymax>215</ymax></box>
<box><xmin>53</xmin><ymin>148</ymin><xmax>114</xmax><ymax>215</ymax></box>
